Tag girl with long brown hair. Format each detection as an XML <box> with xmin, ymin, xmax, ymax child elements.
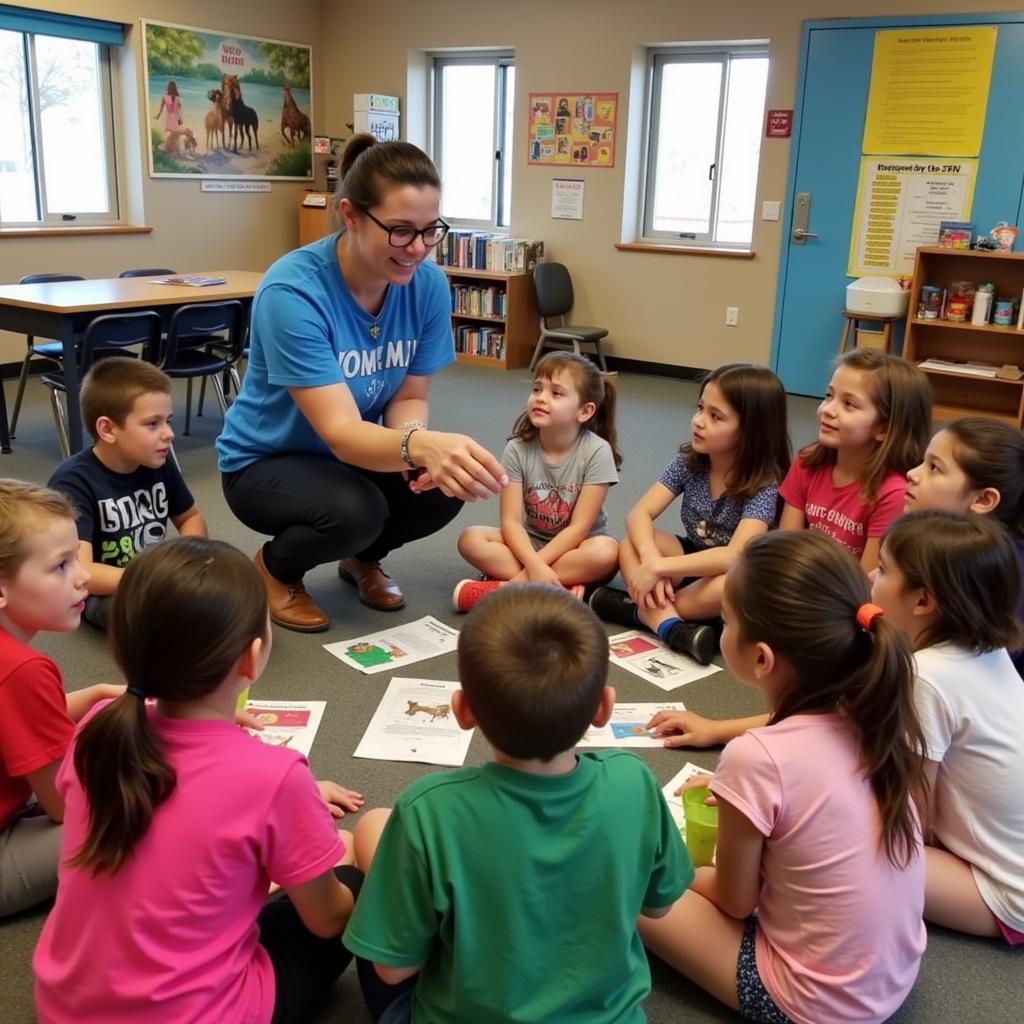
<box><xmin>589</xmin><ymin>363</ymin><xmax>790</xmax><ymax>665</ymax></box>
<box><xmin>641</xmin><ymin>530</ymin><xmax>927</xmax><ymax>1024</ymax></box>
<box><xmin>34</xmin><ymin>538</ymin><xmax>367</xmax><ymax>1024</ymax></box>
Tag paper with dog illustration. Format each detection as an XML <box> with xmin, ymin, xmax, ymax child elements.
<box><xmin>662</xmin><ymin>761</ymin><xmax>714</xmax><ymax>831</ymax></box>
<box><xmin>323</xmin><ymin>616</ymin><xmax>459</xmax><ymax>675</ymax></box>
<box><xmin>579</xmin><ymin>701</ymin><xmax>684</xmax><ymax>748</ymax></box>
<box><xmin>354</xmin><ymin>677</ymin><xmax>473</xmax><ymax>766</ymax></box>
<box><xmin>607</xmin><ymin>631</ymin><xmax>721</xmax><ymax>690</ymax></box>
<box><xmin>243</xmin><ymin>699</ymin><xmax>325</xmax><ymax>757</ymax></box>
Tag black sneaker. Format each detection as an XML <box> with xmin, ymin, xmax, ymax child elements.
<box><xmin>587</xmin><ymin>586</ymin><xmax>639</xmax><ymax>628</ymax></box>
<box><xmin>663</xmin><ymin>621</ymin><xmax>716</xmax><ymax>666</ymax></box>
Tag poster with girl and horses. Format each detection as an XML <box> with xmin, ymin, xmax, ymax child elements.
<box><xmin>142</xmin><ymin>20</ymin><xmax>313</xmax><ymax>179</ymax></box>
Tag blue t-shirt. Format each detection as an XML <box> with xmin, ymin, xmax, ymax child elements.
<box><xmin>216</xmin><ymin>234</ymin><xmax>455</xmax><ymax>473</ymax></box>
<box><xmin>658</xmin><ymin>453</ymin><xmax>779</xmax><ymax>549</ymax></box>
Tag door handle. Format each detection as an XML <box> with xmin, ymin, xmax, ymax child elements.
<box><xmin>792</xmin><ymin>227</ymin><xmax>819</xmax><ymax>241</ymax></box>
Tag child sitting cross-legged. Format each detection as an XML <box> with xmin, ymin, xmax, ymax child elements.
<box><xmin>345</xmin><ymin>584</ymin><xmax>692</xmax><ymax>1024</ymax></box>
<box><xmin>48</xmin><ymin>357</ymin><xmax>207</xmax><ymax>630</ymax></box>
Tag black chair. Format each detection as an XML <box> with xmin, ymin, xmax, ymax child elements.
<box><xmin>117</xmin><ymin>268</ymin><xmax>176</xmax><ymax>278</ymax></box>
<box><xmin>41</xmin><ymin>312</ymin><xmax>163</xmax><ymax>458</ymax></box>
<box><xmin>0</xmin><ymin>376</ymin><xmax>10</xmax><ymax>454</ymax></box>
<box><xmin>529</xmin><ymin>262</ymin><xmax>609</xmax><ymax>371</ymax></box>
<box><xmin>9</xmin><ymin>274</ymin><xmax>86</xmax><ymax>438</ymax></box>
<box><xmin>154</xmin><ymin>301</ymin><xmax>246</xmax><ymax>435</ymax></box>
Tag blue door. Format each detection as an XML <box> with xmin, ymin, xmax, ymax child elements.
<box><xmin>772</xmin><ymin>14</ymin><xmax>1024</xmax><ymax>397</ymax></box>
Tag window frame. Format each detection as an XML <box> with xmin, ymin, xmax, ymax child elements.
<box><xmin>641</xmin><ymin>44</ymin><xmax>768</xmax><ymax>250</ymax></box>
<box><xmin>431</xmin><ymin>51</ymin><xmax>515</xmax><ymax>230</ymax></box>
<box><xmin>2</xmin><ymin>30</ymin><xmax>119</xmax><ymax>226</ymax></box>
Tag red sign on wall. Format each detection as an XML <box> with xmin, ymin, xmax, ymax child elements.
<box><xmin>766</xmin><ymin>109</ymin><xmax>793</xmax><ymax>138</ymax></box>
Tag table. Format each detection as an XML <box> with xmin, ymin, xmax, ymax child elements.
<box><xmin>0</xmin><ymin>271</ymin><xmax>262</xmax><ymax>453</ymax></box>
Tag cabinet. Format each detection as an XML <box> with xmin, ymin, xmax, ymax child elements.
<box><xmin>905</xmin><ymin>247</ymin><xmax>1024</xmax><ymax>426</ymax></box>
<box><xmin>441</xmin><ymin>267</ymin><xmax>538</xmax><ymax>370</ymax></box>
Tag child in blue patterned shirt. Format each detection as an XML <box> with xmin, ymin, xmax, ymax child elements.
<box><xmin>590</xmin><ymin>364</ymin><xmax>790</xmax><ymax>663</ymax></box>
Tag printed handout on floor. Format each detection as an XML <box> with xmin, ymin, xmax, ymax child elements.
<box><xmin>662</xmin><ymin>761</ymin><xmax>714</xmax><ymax>832</ymax></box>
<box><xmin>607</xmin><ymin>631</ymin><xmax>721</xmax><ymax>690</ymax></box>
<box><xmin>354</xmin><ymin>677</ymin><xmax>474</xmax><ymax>766</ymax></box>
<box><xmin>323</xmin><ymin>616</ymin><xmax>459</xmax><ymax>675</ymax></box>
<box><xmin>243</xmin><ymin>699</ymin><xmax>325</xmax><ymax>758</ymax></box>
<box><xmin>580</xmin><ymin>702</ymin><xmax>684</xmax><ymax>748</ymax></box>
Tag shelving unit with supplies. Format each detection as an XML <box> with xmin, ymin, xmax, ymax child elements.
<box><xmin>904</xmin><ymin>246</ymin><xmax>1024</xmax><ymax>426</ymax></box>
<box><xmin>441</xmin><ymin>266</ymin><xmax>538</xmax><ymax>370</ymax></box>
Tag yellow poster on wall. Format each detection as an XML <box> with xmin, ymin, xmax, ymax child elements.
<box><xmin>862</xmin><ymin>27</ymin><xmax>997</xmax><ymax>156</ymax></box>
<box><xmin>847</xmin><ymin>156</ymin><xmax>978</xmax><ymax>277</ymax></box>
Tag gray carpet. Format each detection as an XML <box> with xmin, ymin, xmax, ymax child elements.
<box><xmin>0</xmin><ymin>363</ymin><xmax>1018</xmax><ymax>1023</ymax></box>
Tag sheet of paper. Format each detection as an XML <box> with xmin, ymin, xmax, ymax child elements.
<box><xmin>580</xmin><ymin>701</ymin><xmax>683</xmax><ymax>748</ymax></box>
<box><xmin>353</xmin><ymin>677</ymin><xmax>473</xmax><ymax>766</ymax></box>
<box><xmin>243</xmin><ymin>699</ymin><xmax>325</xmax><ymax>758</ymax></box>
<box><xmin>662</xmin><ymin>761</ymin><xmax>714</xmax><ymax>831</ymax></box>
<box><xmin>607</xmin><ymin>631</ymin><xmax>721</xmax><ymax>690</ymax></box>
<box><xmin>323</xmin><ymin>616</ymin><xmax>459</xmax><ymax>675</ymax></box>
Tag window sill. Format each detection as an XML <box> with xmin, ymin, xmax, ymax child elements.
<box><xmin>615</xmin><ymin>242</ymin><xmax>755</xmax><ymax>259</ymax></box>
<box><xmin>0</xmin><ymin>224</ymin><xmax>153</xmax><ymax>239</ymax></box>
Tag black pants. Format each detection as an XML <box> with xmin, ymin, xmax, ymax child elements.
<box><xmin>259</xmin><ymin>865</ymin><xmax>363</xmax><ymax>1024</ymax></box>
<box><xmin>356</xmin><ymin>956</ymin><xmax>418</xmax><ymax>1022</ymax></box>
<box><xmin>222</xmin><ymin>455</ymin><xmax>463</xmax><ymax>583</ymax></box>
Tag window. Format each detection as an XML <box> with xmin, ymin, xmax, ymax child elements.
<box><xmin>0</xmin><ymin>14</ymin><xmax>121</xmax><ymax>225</ymax></box>
<box><xmin>642</xmin><ymin>47</ymin><xmax>769</xmax><ymax>248</ymax></box>
<box><xmin>432</xmin><ymin>53</ymin><xmax>515</xmax><ymax>228</ymax></box>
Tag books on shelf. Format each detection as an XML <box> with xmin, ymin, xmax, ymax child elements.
<box><xmin>437</xmin><ymin>232</ymin><xmax>544</xmax><ymax>273</ymax></box>
<box><xmin>455</xmin><ymin>323</ymin><xmax>505</xmax><ymax>360</ymax></box>
<box><xmin>918</xmin><ymin>358</ymin><xmax>999</xmax><ymax>378</ymax></box>
<box><xmin>450</xmin><ymin>284</ymin><xmax>507</xmax><ymax>319</ymax></box>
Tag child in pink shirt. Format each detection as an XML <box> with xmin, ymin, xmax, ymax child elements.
<box><xmin>34</xmin><ymin>538</ymin><xmax>366</xmax><ymax>1024</ymax></box>
<box><xmin>779</xmin><ymin>349</ymin><xmax>932</xmax><ymax>572</ymax></box>
<box><xmin>640</xmin><ymin>531</ymin><xmax>927</xmax><ymax>1024</ymax></box>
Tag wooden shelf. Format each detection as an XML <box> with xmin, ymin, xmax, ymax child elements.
<box><xmin>905</xmin><ymin>247</ymin><xmax>1024</xmax><ymax>427</ymax></box>
<box><xmin>443</xmin><ymin>265</ymin><xmax>538</xmax><ymax>370</ymax></box>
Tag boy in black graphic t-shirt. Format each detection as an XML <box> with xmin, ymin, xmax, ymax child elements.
<box><xmin>48</xmin><ymin>358</ymin><xmax>207</xmax><ymax>628</ymax></box>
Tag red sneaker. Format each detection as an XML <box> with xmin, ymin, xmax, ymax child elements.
<box><xmin>452</xmin><ymin>578</ymin><xmax>502</xmax><ymax>613</ymax></box>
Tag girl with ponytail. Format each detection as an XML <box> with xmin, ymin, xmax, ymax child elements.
<box><xmin>870</xmin><ymin>510</ymin><xmax>1024</xmax><ymax>945</ymax></box>
<box><xmin>640</xmin><ymin>530</ymin><xmax>927</xmax><ymax>1024</ymax></box>
<box><xmin>34</xmin><ymin>538</ymin><xmax>367</xmax><ymax>1024</ymax></box>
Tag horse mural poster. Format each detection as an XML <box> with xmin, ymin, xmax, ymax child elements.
<box><xmin>142</xmin><ymin>20</ymin><xmax>313</xmax><ymax>179</ymax></box>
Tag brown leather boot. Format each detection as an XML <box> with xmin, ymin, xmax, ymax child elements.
<box><xmin>338</xmin><ymin>558</ymin><xmax>405</xmax><ymax>611</ymax></box>
<box><xmin>253</xmin><ymin>548</ymin><xmax>329</xmax><ymax>633</ymax></box>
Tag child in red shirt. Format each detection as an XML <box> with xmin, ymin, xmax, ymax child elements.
<box><xmin>0</xmin><ymin>479</ymin><xmax>122</xmax><ymax>917</ymax></box>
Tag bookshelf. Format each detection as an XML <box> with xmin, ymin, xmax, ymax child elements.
<box><xmin>905</xmin><ymin>247</ymin><xmax>1024</xmax><ymax>426</ymax></box>
<box><xmin>442</xmin><ymin>267</ymin><xmax>538</xmax><ymax>370</ymax></box>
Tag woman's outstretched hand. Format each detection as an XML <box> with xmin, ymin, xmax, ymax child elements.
<box><xmin>408</xmin><ymin>431</ymin><xmax>507</xmax><ymax>501</ymax></box>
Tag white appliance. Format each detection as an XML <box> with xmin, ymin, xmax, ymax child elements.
<box><xmin>845</xmin><ymin>276</ymin><xmax>910</xmax><ymax>317</ymax></box>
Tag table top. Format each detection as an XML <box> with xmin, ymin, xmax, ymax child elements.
<box><xmin>0</xmin><ymin>271</ymin><xmax>264</xmax><ymax>313</ymax></box>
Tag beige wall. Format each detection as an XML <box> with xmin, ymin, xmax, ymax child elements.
<box><xmin>322</xmin><ymin>0</ymin><xmax>1024</xmax><ymax>370</ymax></box>
<box><xmin>0</xmin><ymin>0</ymin><xmax>322</xmax><ymax>362</ymax></box>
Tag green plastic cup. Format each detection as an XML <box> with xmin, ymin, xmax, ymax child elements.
<box><xmin>236</xmin><ymin>686</ymin><xmax>251</xmax><ymax>713</ymax></box>
<box><xmin>683</xmin><ymin>786</ymin><xmax>719</xmax><ymax>867</ymax></box>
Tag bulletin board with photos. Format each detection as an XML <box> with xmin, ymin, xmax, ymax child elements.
<box><xmin>528</xmin><ymin>92</ymin><xmax>618</xmax><ymax>167</ymax></box>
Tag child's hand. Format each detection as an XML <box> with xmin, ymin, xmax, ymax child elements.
<box><xmin>676</xmin><ymin>773</ymin><xmax>716</xmax><ymax>803</ymax></box>
<box><xmin>527</xmin><ymin>562</ymin><xmax>562</xmax><ymax>587</ymax></box>
<box><xmin>316</xmin><ymin>780</ymin><xmax>365</xmax><ymax>818</ymax></box>
<box><xmin>235</xmin><ymin>708</ymin><xmax>265</xmax><ymax>731</ymax></box>
<box><xmin>647</xmin><ymin>710</ymin><xmax>721</xmax><ymax>749</ymax></box>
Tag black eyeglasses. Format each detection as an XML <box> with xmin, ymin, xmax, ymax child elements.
<box><xmin>359</xmin><ymin>207</ymin><xmax>450</xmax><ymax>248</ymax></box>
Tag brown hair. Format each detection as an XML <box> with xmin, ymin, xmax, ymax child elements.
<box><xmin>726</xmin><ymin>530</ymin><xmax>925</xmax><ymax>868</ymax></box>
<box><xmin>457</xmin><ymin>584</ymin><xmax>608</xmax><ymax>761</ymax></box>
<box><xmin>943</xmin><ymin>418</ymin><xmax>1024</xmax><ymax>537</ymax></box>
<box><xmin>509</xmin><ymin>352</ymin><xmax>622</xmax><ymax>468</ymax></box>
<box><xmin>69</xmin><ymin>539</ymin><xmax>268</xmax><ymax>875</ymax></box>
<box><xmin>883</xmin><ymin>510</ymin><xmax>1022</xmax><ymax>653</ymax></box>
<box><xmin>801</xmin><ymin>350</ymin><xmax>933</xmax><ymax>500</ymax></box>
<box><xmin>331</xmin><ymin>134</ymin><xmax>441</xmax><ymax>230</ymax></box>
<box><xmin>166</xmin><ymin>81</ymin><xmax>179</xmax><ymax>98</ymax></box>
<box><xmin>681</xmin><ymin>363</ymin><xmax>790</xmax><ymax>501</ymax></box>
<box><xmin>80</xmin><ymin>357</ymin><xmax>172</xmax><ymax>442</ymax></box>
<box><xmin>0</xmin><ymin>479</ymin><xmax>76</xmax><ymax>578</ymax></box>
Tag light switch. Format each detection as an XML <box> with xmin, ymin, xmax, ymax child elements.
<box><xmin>761</xmin><ymin>201</ymin><xmax>781</xmax><ymax>221</ymax></box>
